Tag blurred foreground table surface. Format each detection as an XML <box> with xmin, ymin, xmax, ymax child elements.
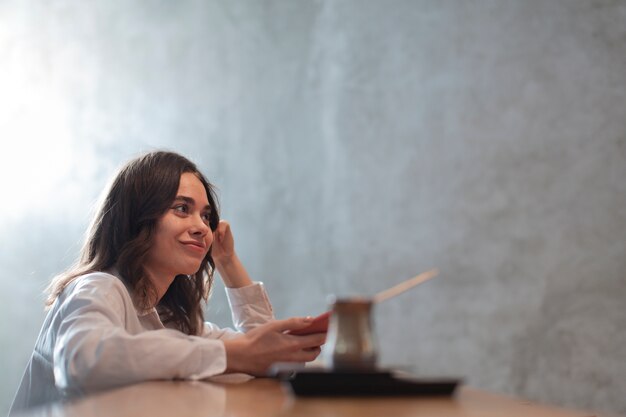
<box><xmin>20</xmin><ymin>378</ymin><xmax>615</xmax><ymax>417</ymax></box>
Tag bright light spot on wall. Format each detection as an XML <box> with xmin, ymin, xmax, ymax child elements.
<box><xmin>0</xmin><ymin>27</ymin><xmax>74</xmax><ymax>222</ymax></box>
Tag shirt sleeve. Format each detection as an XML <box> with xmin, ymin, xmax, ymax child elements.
<box><xmin>201</xmin><ymin>282</ymin><xmax>275</xmax><ymax>339</ymax></box>
<box><xmin>53</xmin><ymin>276</ymin><xmax>228</xmax><ymax>397</ymax></box>
<box><xmin>226</xmin><ymin>282</ymin><xmax>274</xmax><ymax>331</ymax></box>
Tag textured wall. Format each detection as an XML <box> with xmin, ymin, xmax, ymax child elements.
<box><xmin>1</xmin><ymin>1</ymin><xmax>625</xmax><ymax>415</ymax></box>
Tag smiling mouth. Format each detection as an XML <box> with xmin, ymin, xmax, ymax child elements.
<box><xmin>181</xmin><ymin>242</ymin><xmax>206</xmax><ymax>252</ymax></box>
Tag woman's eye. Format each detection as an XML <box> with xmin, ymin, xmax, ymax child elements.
<box><xmin>201</xmin><ymin>212</ymin><xmax>211</xmax><ymax>222</ymax></box>
<box><xmin>173</xmin><ymin>204</ymin><xmax>189</xmax><ymax>214</ymax></box>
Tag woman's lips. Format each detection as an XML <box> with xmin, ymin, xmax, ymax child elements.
<box><xmin>181</xmin><ymin>241</ymin><xmax>206</xmax><ymax>254</ymax></box>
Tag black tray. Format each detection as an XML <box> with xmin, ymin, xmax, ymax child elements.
<box><xmin>274</xmin><ymin>368</ymin><xmax>461</xmax><ymax>397</ymax></box>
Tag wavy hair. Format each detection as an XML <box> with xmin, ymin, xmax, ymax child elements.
<box><xmin>46</xmin><ymin>151</ymin><xmax>219</xmax><ymax>335</ymax></box>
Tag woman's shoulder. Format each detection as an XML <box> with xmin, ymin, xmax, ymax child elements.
<box><xmin>72</xmin><ymin>270</ymin><xmax>124</xmax><ymax>287</ymax></box>
<box><xmin>63</xmin><ymin>271</ymin><xmax>131</xmax><ymax>302</ymax></box>
<box><xmin>52</xmin><ymin>270</ymin><xmax>137</xmax><ymax>318</ymax></box>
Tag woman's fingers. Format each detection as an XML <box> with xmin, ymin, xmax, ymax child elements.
<box><xmin>270</xmin><ymin>317</ymin><xmax>315</xmax><ymax>333</ymax></box>
<box><xmin>288</xmin><ymin>332</ymin><xmax>327</xmax><ymax>349</ymax></box>
<box><xmin>291</xmin><ymin>347</ymin><xmax>322</xmax><ymax>362</ymax></box>
<box><xmin>215</xmin><ymin>220</ymin><xmax>231</xmax><ymax>245</ymax></box>
<box><xmin>276</xmin><ymin>345</ymin><xmax>321</xmax><ymax>363</ymax></box>
<box><xmin>213</xmin><ymin>220</ymin><xmax>236</xmax><ymax>261</ymax></box>
<box><xmin>263</xmin><ymin>318</ymin><xmax>326</xmax><ymax>349</ymax></box>
<box><xmin>216</xmin><ymin>220</ymin><xmax>230</xmax><ymax>239</ymax></box>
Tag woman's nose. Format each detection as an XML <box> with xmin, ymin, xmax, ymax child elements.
<box><xmin>190</xmin><ymin>214</ymin><xmax>210</xmax><ymax>236</ymax></box>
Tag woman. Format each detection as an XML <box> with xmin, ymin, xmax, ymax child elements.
<box><xmin>11</xmin><ymin>151</ymin><xmax>324</xmax><ymax>413</ymax></box>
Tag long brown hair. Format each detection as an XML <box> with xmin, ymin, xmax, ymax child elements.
<box><xmin>46</xmin><ymin>151</ymin><xmax>220</xmax><ymax>335</ymax></box>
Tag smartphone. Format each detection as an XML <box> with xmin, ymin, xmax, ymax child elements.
<box><xmin>287</xmin><ymin>311</ymin><xmax>331</xmax><ymax>335</ymax></box>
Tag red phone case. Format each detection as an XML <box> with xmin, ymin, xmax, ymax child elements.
<box><xmin>288</xmin><ymin>311</ymin><xmax>331</xmax><ymax>335</ymax></box>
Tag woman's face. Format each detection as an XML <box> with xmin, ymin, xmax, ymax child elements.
<box><xmin>144</xmin><ymin>172</ymin><xmax>214</xmax><ymax>281</ymax></box>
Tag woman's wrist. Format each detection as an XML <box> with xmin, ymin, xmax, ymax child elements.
<box><xmin>215</xmin><ymin>254</ymin><xmax>253</xmax><ymax>288</ymax></box>
<box><xmin>214</xmin><ymin>253</ymin><xmax>236</xmax><ymax>270</ymax></box>
<box><xmin>222</xmin><ymin>337</ymin><xmax>249</xmax><ymax>374</ymax></box>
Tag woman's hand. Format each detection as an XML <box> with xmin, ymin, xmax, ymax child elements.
<box><xmin>211</xmin><ymin>221</ymin><xmax>253</xmax><ymax>288</ymax></box>
<box><xmin>222</xmin><ymin>317</ymin><xmax>326</xmax><ymax>376</ymax></box>
<box><xmin>211</xmin><ymin>220</ymin><xmax>235</xmax><ymax>264</ymax></box>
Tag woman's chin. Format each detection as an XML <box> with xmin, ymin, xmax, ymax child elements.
<box><xmin>179</xmin><ymin>264</ymin><xmax>203</xmax><ymax>276</ymax></box>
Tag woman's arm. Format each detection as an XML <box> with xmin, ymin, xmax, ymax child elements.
<box><xmin>203</xmin><ymin>283</ymin><xmax>274</xmax><ymax>337</ymax></box>
<box><xmin>55</xmin><ymin>275</ymin><xmax>323</xmax><ymax>391</ymax></box>
<box><xmin>53</xmin><ymin>275</ymin><xmax>230</xmax><ymax>395</ymax></box>
<box><xmin>208</xmin><ymin>220</ymin><xmax>274</xmax><ymax>332</ymax></box>
<box><xmin>207</xmin><ymin>221</ymin><xmax>326</xmax><ymax>374</ymax></box>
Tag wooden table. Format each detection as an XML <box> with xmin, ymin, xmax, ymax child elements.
<box><xmin>20</xmin><ymin>378</ymin><xmax>614</xmax><ymax>417</ymax></box>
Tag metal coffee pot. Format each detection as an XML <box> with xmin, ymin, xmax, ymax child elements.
<box><xmin>321</xmin><ymin>269</ymin><xmax>439</xmax><ymax>371</ymax></box>
<box><xmin>322</xmin><ymin>297</ymin><xmax>378</xmax><ymax>370</ymax></box>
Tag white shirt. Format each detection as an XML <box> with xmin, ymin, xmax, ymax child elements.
<box><xmin>10</xmin><ymin>271</ymin><xmax>274</xmax><ymax>414</ymax></box>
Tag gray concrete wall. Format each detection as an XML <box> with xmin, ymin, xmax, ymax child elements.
<box><xmin>1</xmin><ymin>1</ymin><xmax>625</xmax><ymax>414</ymax></box>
